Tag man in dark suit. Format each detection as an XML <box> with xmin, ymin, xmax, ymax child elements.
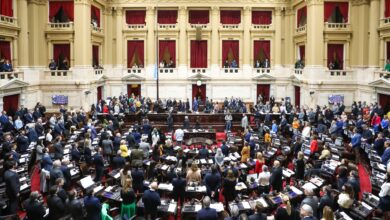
<box><xmin>142</xmin><ymin>182</ymin><xmax>161</xmax><ymax>220</ymax></box>
<box><xmin>24</xmin><ymin>110</ymin><xmax>34</xmax><ymax>124</ymax></box>
<box><xmin>35</xmin><ymin>119</ymin><xmax>45</xmax><ymax>137</ymax></box>
<box><xmin>93</xmin><ymin>147</ymin><xmax>105</xmax><ymax>182</ymax></box>
<box><xmin>27</xmin><ymin>125</ymin><xmax>39</xmax><ymax>143</ymax></box>
<box><xmin>196</xmin><ymin>196</ymin><xmax>218</xmax><ymax>220</ymax></box>
<box><xmin>23</xmin><ymin>191</ymin><xmax>46</xmax><ymax>220</ymax></box>
<box><xmin>16</xmin><ymin>130</ymin><xmax>29</xmax><ymax>153</ymax></box>
<box><xmin>347</xmin><ymin>170</ymin><xmax>360</xmax><ymax>200</ymax></box>
<box><xmin>248</xmin><ymin>202</ymin><xmax>267</xmax><ymax>220</ymax></box>
<box><xmin>67</xmin><ymin>189</ymin><xmax>84</xmax><ymax>220</ymax></box>
<box><xmin>132</xmin><ymin>166</ymin><xmax>145</xmax><ymax>194</ymax></box>
<box><xmin>204</xmin><ymin>165</ymin><xmax>221</xmax><ymax>201</ymax></box>
<box><xmin>199</xmin><ymin>145</ymin><xmax>209</xmax><ymax>159</ymax></box>
<box><xmin>47</xmin><ymin>186</ymin><xmax>66</xmax><ymax>220</ymax></box>
<box><xmin>4</xmin><ymin>161</ymin><xmax>20</xmax><ymax>214</ymax></box>
<box><xmin>60</xmin><ymin>160</ymin><xmax>72</xmax><ymax>189</ymax></box>
<box><xmin>126</xmin><ymin>130</ymin><xmax>136</xmax><ymax>149</ymax></box>
<box><xmin>221</xmin><ymin>141</ymin><xmax>229</xmax><ymax>156</ymax></box>
<box><xmin>112</xmin><ymin>150</ymin><xmax>126</xmax><ymax>169</ymax></box>
<box><xmin>84</xmin><ymin>188</ymin><xmax>102</xmax><ymax>220</ymax></box>
<box><xmin>300</xmin><ymin>204</ymin><xmax>317</xmax><ymax>220</ymax></box>
<box><xmin>270</xmin><ymin>160</ymin><xmax>283</xmax><ymax>192</ymax></box>
<box><xmin>318</xmin><ymin>185</ymin><xmax>333</xmax><ymax>219</ymax></box>
<box><xmin>130</xmin><ymin>144</ymin><xmax>144</xmax><ymax>167</ymax></box>
<box><xmin>172</xmin><ymin>171</ymin><xmax>186</xmax><ymax>207</ymax></box>
<box><xmin>50</xmin><ymin>160</ymin><xmax>64</xmax><ymax>188</ymax></box>
<box><xmin>53</xmin><ymin>137</ymin><xmax>64</xmax><ymax>160</ymax></box>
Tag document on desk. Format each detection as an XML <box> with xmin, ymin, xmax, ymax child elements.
<box><xmin>93</xmin><ymin>185</ymin><xmax>104</xmax><ymax>194</ymax></box>
<box><xmin>19</xmin><ymin>177</ymin><xmax>27</xmax><ymax>182</ymax></box>
<box><xmin>290</xmin><ymin>186</ymin><xmax>303</xmax><ymax>195</ymax></box>
<box><xmin>242</xmin><ymin>201</ymin><xmax>251</xmax><ymax>209</ymax></box>
<box><xmin>18</xmin><ymin>158</ymin><xmax>26</xmax><ymax>163</ymax></box>
<box><xmin>168</xmin><ymin>203</ymin><xmax>176</xmax><ymax>213</ymax></box>
<box><xmin>302</xmin><ymin>182</ymin><xmax>317</xmax><ymax>191</ymax></box>
<box><xmin>80</xmin><ymin>176</ymin><xmax>95</xmax><ymax>189</ymax></box>
<box><xmin>197</xmin><ymin>185</ymin><xmax>207</xmax><ymax>192</ymax></box>
<box><xmin>105</xmin><ymin>186</ymin><xmax>113</xmax><ymax>192</ymax></box>
<box><xmin>361</xmin><ymin>202</ymin><xmax>373</xmax><ymax>211</ymax></box>
<box><xmin>195</xmin><ymin>205</ymin><xmax>202</xmax><ymax>212</ymax></box>
<box><xmin>255</xmin><ymin>198</ymin><xmax>268</xmax><ymax>208</ymax></box>
<box><xmin>200</xmin><ymin>159</ymin><xmax>207</xmax><ymax>164</ymax></box>
<box><xmin>210</xmin><ymin>203</ymin><xmax>224</xmax><ymax>212</ymax></box>
<box><xmin>20</xmin><ymin>183</ymin><xmax>29</xmax><ymax>191</ymax></box>
<box><xmin>340</xmin><ymin>212</ymin><xmax>353</xmax><ymax>220</ymax></box>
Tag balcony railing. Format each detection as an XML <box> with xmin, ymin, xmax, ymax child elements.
<box><xmin>190</xmin><ymin>24</ymin><xmax>209</xmax><ymax>29</ymax></box>
<box><xmin>127</xmin><ymin>24</ymin><xmax>146</xmax><ymax>30</ymax></box>
<box><xmin>294</xmin><ymin>69</ymin><xmax>304</xmax><ymax>75</ymax></box>
<box><xmin>159</xmin><ymin>68</ymin><xmax>176</xmax><ymax>74</ymax></box>
<box><xmin>220</xmin><ymin>24</ymin><xmax>241</xmax><ymax>29</ymax></box>
<box><xmin>190</xmin><ymin>68</ymin><xmax>207</xmax><ymax>74</ymax></box>
<box><xmin>92</xmin><ymin>25</ymin><xmax>103</xmax><ymax>33</ymax></box>
<box><xmin>94</xmin><ymin>69</ymin><xmax>104</xmax><ymax>75</ymax></box>
<box><xmin>295</xmin><ymin>25</ymin><xmax>306</xmax><ymax>33</ymax></box>
<box><xmin>251</xmin><ymin>24</ymin><xmax>272</xmax><ymax>30</ymax></box>
<box><xmin>253</xmin><ymin>68</ymin><xmax>271</xmax><ymax>74</ymax></box>
<box><xmin>158</xmin><ymin>24</ymin><xmax>177</xmax><ymax>30</ymax></box>
<box><xmin>127</xmin><ymin>68</ymin><xmax>144</xmax><ymax>74</ymax></box>
<box><xmin>325</xmin><ymin>70</ymin><xmax>355</xmax><ymax>80</ymax></box>
<box><xmin>0</xmin><ymin>71</ymin><xmax>24</xmax><ymax>80</ymax></box>
<box><xmin>46</xmin><ymin>22</ymin><xmax>74</xmax><ymax>31</ymax></box>
<box><xmin>324</xmin><ymin>22</ymin><xmax>351</xmax><ymax>31</ymax></box>
<box><xmin>0</xmin><ymin>15</ymin><xmax>17</xmax><ymax>26</ymax></box>
<box><xmin>380</xmin><ymin>17</ymin><xmax>390</xmax><ymax>27</ymax></box>
<box><xmin>374</xmin><ymin>71</ymin><xmax>390</xmax><ymax>80</ymax></box>
<box><xmin>44</xmin><ymin>70</ymin><xmax>72</xmax><ymax>80</ymax></box>
<box><xmin>222</xmin><ymin>68</ymin><xmax>239</xmax><ymax>73</ymax></box>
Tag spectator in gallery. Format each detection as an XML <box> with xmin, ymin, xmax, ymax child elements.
<box><xmin>263</xmin><ymin>58</ymin><xmax>270</xmax><ymax>68</ymax></box>
<box><xmin>295</xmin><ymin>59</ymin><xmax>305</xmax><ymax>69</ymax></box>
<box><xmin>168</xmin><ymin>58</ymin><xmax>174</xmax><ymax>68</ymax></box>
<box><xmin>385</xmin><ymin>59</ymin><xmax>390</xmax><ymax>72</ymax></box>
<box><xmin>159</xmin><ymin>60</ymin><xmax>165</xmax><ymax>68</ymax></box>
<box><xmin>3</xmin><ymin>59</ymin><xmax>13</xmax><ymax>72</ymax></box>
<box><xmin>224</xmin><ymin>59</ymin><xmax>229</xmax><ymax>68</ymax></box>
<box><xmin>49</xmin><ymin>59</ymin><xmax>57</xmax><ymax>70</ymax></box>
<box><xmin>231</xmin><ymin>59</ymin><xmax>238</xmax><ymax>68</ymax></box>
<box><xmin>255</xmin><ymin>59</ymin><xmax>261</xmax><ymax>68</ymax></box>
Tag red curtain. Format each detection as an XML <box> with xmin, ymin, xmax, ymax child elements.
<box><xmin>252</xmin><ymin>11</ymin><xmax>272</xmax><ymax>25</ymax></box>
<box><xmin>92</xmin><ymin>45</ymin><xmax>99</xmax><ymax>66</ymax></box>
<box><xmin>158</xmin><ymin>10</ymin><xmax>177</xmax><ymax>24</ymax></box>
<box><xmin>297</xmin><ymin>6</ymin><xmax>307</xmax><ymax>27</ymax></box>
<box><xmin>253</xmin><ymin>40</ymin><xmax>270</xmax><ymax>63</ymax></box>
<box><xmin>3</xmin><ymin>94</ymin><xmax>19</xmax><ymax>117</ymax></box>
<box><xmin>91</xmin><ymin>5</ymin><xmax>100</xmax><ymax>27</ymax></box>
<box><xmin>299</xmin><ymin>45</ymin><xmax>305</xmax><ymax>60</ymax></box>
<box><xmin>387</xmin><ymin>41</ymin><xmax>390</xmax><ymax>60</ymax></box>
<box><xmin>0</xmin><ymin>41</ymin><xmax>11</xmax><ymax>61</ymax></box>
<box><xmin>222</xmin><ymin>40</ymin><xmax>239</xmax><ymax>66</ymax></box>
<box><xmin>386</xmin><ymin>0</ymin><xmax>390</xmax><ymax>17</ymax></box>
<box><xmin>192</xmin><ymin>84</ymin><xmax>206</xmax><ymax>103</ymax></box>
<box><xmin>159</xmin><ymin>40</ymin><xmax>176</xmax><ymax>65</ymax></box>
<box><xmin>49</xmin><ymin>1</ymin><xmax>74</xmax><ymax>21</ymax></box>
<box><xmin>126</xmin><ymin>10</ymin><xmax>146</xmax><ymax>24</ymax></box>
<box><xmin>220</xmin><ymin>10</ymin><xmax>241</xmax><ymax>24</ymax></box>
<box><xmin>53</xmin><ymin>44</ymin><xmax>71</xmax><ymax>66</ymax></box>
<box><xmin>190</xmin><ymin>40</ymin><xmax>207</xmax><ymax>68</ymax></box>
<box><xmin>257</xmin><ymin>84</ymin><xmax>270</xmax><ymax>102</ymax></box>
<box><xmin>327</xmin><ymin>44</ymin><xmax>344</xmax><ymax>69</ymax></box>
<box><xmin>324</xmin><ymin>2</ymin><xmax>349</xmax><ymax>22</ymax></box>
<box><xmin>127</xmin><ymin>84</ymin><xmax>141</xmax><ymax>97</ymax></box>
<box><xmin>188</xmin><ymin>10</ymin><xmax>209</xmax><ymax>24</ymax></box>
<box><xmin>0</xmin><ymin>0</ymin><xmax>13</xmax><ymax>17</ymax></box>
<box><xmin>127</xmin><ymin>41</ymin><xmax>144</xmax><ymax>68</ymax></box>
<box><xmin>97</xmin><ymin>86</ymin><xmax>102</xmax><ymax>102</ymax></box>
<box><xmin>379</xmin><ymin>93</ymin><xmax>390</xmax><ymax>113</ymax></box>
<box><xmin>294</xmin><ymin>86</ymin><xmax>301</xmax><ymax>107</ymax></box>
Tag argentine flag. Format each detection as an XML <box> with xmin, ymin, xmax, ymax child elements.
<box><xmin>154</xmin><ymin>64</ymin><xmax>158</xmax><ymax>80</ymax></box>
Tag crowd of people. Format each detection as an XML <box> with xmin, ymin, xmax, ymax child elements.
<box><xmin>0</xmin><ymin>96</ymin><xmax>389</xmax><ymax>220</ymax></box>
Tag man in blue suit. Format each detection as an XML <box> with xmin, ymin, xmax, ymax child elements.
<box><xmin>93</xmin><ymin>147</ymin><xmax>105</xmax><ymax>182</ymax></box>
<box><xmin>142</xmin><ymin>182</ymin><xmax>161</xmax><ymax>220</ymax></box>
<box><xmin>84</xmin><ymin>188</ymin><xmax>102</xmax><ymax>220</ymax></box>
<box><xmin>196</xmin><ymin>196</ymin><xmax>218</xmax><ymax>220</ymax></box>
<box><xmin>204</xmin><ymin>165</ymin><xmax>221</xmax><ymax>201</ymax></box>
<box><xmin>349</xmin><ymin>128</ymin><xmax>361</xmax><ymax>163</ymax></box>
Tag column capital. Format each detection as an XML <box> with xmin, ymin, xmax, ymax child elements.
<box><xmin>28</xmin><ymin>0</ymin><xmax>46</xmax><ymax>5</ymax></box>
<box><xmin>211</xmin><ymin>6</ymin><xmax>219</xmax><ymax>13</ymax></box>
<box><xmin>275</xmin><ymin>7</ymin><xmax>284</xmax><ymax>16</ymax></box>
<box><xmin>74</xmin><ymin>0</ymin><xmax>91</xmax><ymax>5</ymax></box>
<box><xmin>103</xmin><ymin>7</ymin><xmax>112</xmax><ymax>16</ymax></box>
<box><xmin>285</xmin><ymin>7</ymin><xmax>295</xmax><ymax>16</ymax></box>
<box><xmin>115</xmin><ymin>7</ymin><xmax>123</xmax><ymax>16</ymax></box>
<box><xmin>179</xmin><ymin>6</ymin><xmax>187</xmax><ymax>15</ymax></box>
<box><xmin>350</xmin><ymin>0</ymin><xmax>369</xmax><ymax>6</ymax></box>
<box><xmin>243</xmin><ymin>6</ymin><xmax>251</xmax><ymax>14</ymax></box>
<box><xmin>306</xmin><ymin>0</ymin><xmax>323</xmax><ymax>6</ymax></box>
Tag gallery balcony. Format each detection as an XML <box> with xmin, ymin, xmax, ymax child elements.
<box><xmin>188</xmin><ymin>23</ymin><xmax>211</xmax><ymax>31</ymax></box>
<box><xmin>295</xmin><ymin>24</ymin><xmax>306</xmax><ymax>35</ymax></box>
<box><xmin>127</xmin><ymin>68</ymin><xmax>145</xmax><ymax>74</ymax></box>
<box><xmin>324</xmin><ymin>69</ymin><xmax>356</xmax><ymax>81</ymax></box>
<box><xmin>157</xmin><ymin>23</ymin><xmax>178</xmax><ymax>31</ymax></box>
<box><xmin>43</xmin><ymin>70</ymin><xmax>73</xmax><ymax>80</ymax></box>
<box><xmin>125</xmin><ymin>23</ymin><xmax>147</xmax><ymax>31</ymax></box>
<box><xmin>323</xmin><ymin>22</ymin><xmax>352</xmax><ymax>33</ymax></box>
<box><xmin>0</xmin><ymin>71</ymin><xmax>24</xmax><ymax>81</ymax></box>
<box><xmin>253</xmin><ymin>68</ymin><xmax>271</xmax><ymax>74</ymax></box>
<box><xmin>380</xmin><ymin>17</ymin><xmax>390</xmax><ymax>29</ymax></box>
<box><xmin>373</xmin><ymin>71</ymin><xmax>390</xmax><ymax>81</ymax></box>
<box><xmin>250</xmin><ymin>24</ymin><xmax>273</xmax><ymax>32</ymax></box>
<box><xmin>0</xmin><ymin>15</ymin><xmax>18</xmax><ymax>28</ymax></box>
<box><xmin>46</xmin><ymin>22</ymin><xmax>74</xmax><ymax>33</ymax></box>
<box><xmin>219</xmin><ymin>24</ymin><xmax>243</xmax><ymax>31</ymax></box>
<box><xmin>91</xmin><ymin>25</ymin><xmax>103</xmax><ymax>36</ymax></box>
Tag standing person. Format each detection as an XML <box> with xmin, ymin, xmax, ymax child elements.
<box><xmin>84</xmin><ymin>188</ymin><xmax>102</xmax><ymax>220</ymax></box>
<box><xmin>172</xmin><ymin>171</ymin><xmax>186</xmax><ymax>207</ymax></box>
<box><xmin>257</xmin><ymin>165</ymin><xmax>271</xmax><ymax>195</ymax></box>
<box><xmin>120</xmin><ymin>178</ymin><xmax>136</xmax><ymax>219</ymax></box>
<box><xmin>23</xmin><ymin>191</ymin><xmax>46</xmax><ymax>220</ymax></box>
<box><xmin>270</xmin><ymin>160</ymin><xmax>283</xmax><ymax>192</ymax></box>
<box><xmin>196</xmin><ymin>196</ymin><xmax>218</xmax><ymax>220</ymax></box>
<box><xmin>4</xmin><ymin>161</ymin><xmax>20</xmax><ymax>214</ymax></box>
<box><xmin>101</xmin><ymin>136</ymin><xmax>113</xmax><ymax>162</ymax></box>
<box><xmin>174</xmin><ymin>127</ymin><xmax>184</xmax><ymax>146</ymax></box>
<box><xmin>214</xmin><ymin>148</ymin><xmax>224</xmax><ymax>167</ymax></box>
<box><xmin>93</xmin><ymin>147</ymin><xmax>105</xmax><ymax>182</ymax></box>
<box><xmin>47</xmin><ymin>186</ymin><xmax>66</xmax><ymax>220</ymax></box>
<box><xmin>241</xmin><ymin>113</ymin><xmax>248</xmax><ymax>130</ymax></box>
<box><xmin>142</xmin><ymin>182</ymin><xmax>161</xmax><ymax>220</ymax></box>
<box><xmin>204</xmin><ymin>165</ymin><xmax>221</xmax><ymax>201</ymax></box>
<box><xmin>255</xmin><ymin>152</ymin><xmax>265</xmax><ymax>176</ymax></box>
<box><xmin>151</xmin><ymin>128</ymin><xmax>160</xmax><ymax>148</ymax></box>
<box><xmin>295</xmin><ymin>152</ymin><xmax>305</xmax><ymax>180</ymax></box>
<box><xmin>225</xmin><ymin>111</ymin><xmax>233</xmax><ymax>132</ymax></box>
<box><xmin>167</xmin><ymin>113</ymin><xmax>174</xmax><ymax>132</ymax></box>
<box><xmin>241</xmin><ymin>142</ymin><xmax>250</xmax><ymax>163</ymax></box>
<box><xmin>67</xmin><ymin>190</ymin><xmax>84</xmax><ymax>220</ymax></box>
<box><xmin>223</xmin><ymin>169</ymin><xmax>237</xmax><ymax>206</ymax></box>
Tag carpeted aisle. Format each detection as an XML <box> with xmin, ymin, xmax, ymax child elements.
<box><xmin>30</xmin><ymin>165</ymin><xmax>41</xmax><ymax>192</ymax></box>
<box><xmin>357</xmin><ymin>163</ymin><xmax>372</xmax><ymax>199</ymax></box>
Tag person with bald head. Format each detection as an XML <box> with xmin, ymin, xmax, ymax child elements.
<box><xmin>142</xmin><ymin>182</ymin><xmax>161</xmax><ymax>220</ymax></box>
<box><xmin>196</xmin><ymin>196</ymin><xmax>218</xmax><ymax>220</ymax></box>
<box><xmin>270</xmin><ymin>160</ymin><xmax>283</xmax><ymax>192</ymax></box>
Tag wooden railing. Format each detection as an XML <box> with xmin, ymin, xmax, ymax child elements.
<box><xmin>296</xmin><ymin>24</ymin><xmax>306</xmax><ymax>33</ymax></box>
<box><xmin>47</xmin><ymin>22</ymin><xmax>74</xmax><ymax>31</ymax></box>
<box><xmin>0</xmin><ymin>15</ymin><xmax>17</xmax><ymax>25</ymax></box>
<box><xmin>253</xmin><ymin>68</ymin><xmax>271</xmax><ymax>74</ymax></box>
<box><xmin>0</xmin><ymin>71</ymin><xmax>23</xmax><ymax>80</ymax></box>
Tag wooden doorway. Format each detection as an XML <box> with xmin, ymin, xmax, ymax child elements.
<box><xmin>379</xmin><ymin>93</ymin><xmax>390</xmax><ymax>113</ymax></box>
<box><xmin>192</xmin><ymin>84</ymin><xmax>206</xmax><ymax>104</ymax></box>
<box><xmin>97</xmin><ymin>86</ymin><xmax>103</xmax><ymax>103</ymax></box>
<box><xmin>256</xmin><ymin>84</ymin><xmax>270</xmax><ymax>103</ymax></box>
<box><xmin>127</xmin><ymin>84</ymin><xmax>141</xmax><ymax>98</ymax></box>
<box><xmin>294</xmin><ymin>86</ymin><xmax>301</xmax><ymax>107</ymax></box>
<box><xmin>3</xmin><ymin>94</ymin><xmax>19</xmax><ymax>117</ymax></box>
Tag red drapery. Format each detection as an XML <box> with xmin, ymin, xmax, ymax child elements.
<box><xmin>49</xmin><ymin>1</ymin><xmax>74</xmax><ymax>22</ymax></box>
<box><xmin>297</xmin><ymin>6</ymin><xmax>307</xmax><ymax>27</ymax></box>
<box><xmin>0</xmin><ymin>0</ymin><xmax>13</xmax><ymax>17</ymax></box>
<box><xmin>3</xmin><ymin>94</ymin><xmax>19</xmax><ymax>117</ymax></box>
<box><xmin>299</xmin><ymin>45</ymin><xmax>305</xmax><ymax>60</ymax></box>
<box><xmin>127</xmin><ymin>84</ymin><xmax>141</xmax><ymax>97</ymax></box>
<box><xmin>222</xmin><ymin>40</ymin><xmax>239</xmax><ymax>66</ymax></box>
<box><xmin>192</xmin><ymin>84</ymin><xmax>206</xmax><ymax>103</ymax></box>
<box><xmin>379</xmin><ymin>93</ymin><xmax>390</xmax><ymax>113</ymax></box>
<box><xmin>294</xmin><ymin>86</ymin><xmax>301</xmax><ymax>107</ymax></box>
<box><xmin>188</xmin><ymin>10</ymin><xmax>209</xmax><ymax>24</ymax></box>
<box><xmin>159</xmin><ymin>40</ymin><xmax>176</xmax><ymax>65</ymax></box>
<box><xmin>386</xmin><ymin>0</ymin><xmax>390</xmax><ymax>17</ymax></box>
<box><xmin>97</xmin><ymin>86</ymin><xmax>102</xmax><ymax>102</ymax></box>
<box><xmin>190</xmin><ymin>40</ymin><xmax>207</xmax><ymax>68</ymax></box>
<box><xmin>126</xmin><ymin>10</ymin><xmax>146</xmax><ymax>24</ymax></box>
<box><xmin>220</xmin><ymin>10</ymin><xmax>241</xmax><ymax>24</ymax></box>
<box><xmin>327</xmin><ymin>44</ymin><xmax>344</xmax><ymax>69</ymax></box>
<box><xmin>253</xmin><ymin>40</ymin><xmax>270</xmax><ymax>63</ymax></box>
<box><xmin>92</xmin><ymin>45</ymin><xmax>99</xmax><ymax>66</ymax></box>
<box><xmin>0</xmin><ymin>41</ymin><xmax>11</xmax><ymax>61</ymax></box>
<box><xmin>257</xmin><ymin>84</ymin><xmax>270</xmax><ymax>102</ymax></box>
<box><xmin>387</xmin><ymin>41</ymin><xmax>390</xmax><ymax>60</ymax></box>
<box><xmin>252</xmin><ymin>11</ymin><xmax>272</xmax><ymax>25</ymax></box>
<box><xmin>91</xmin><ymin>5</ymin><xmax>100</xmax><ymax>27</ymax></box>
<box><xmin>53</xmin><ymin>44</ymin><xmax>71</xmax><ymax>66</ymax></box>
<box><xmin>158</xmin><ymin>10</ymin><xmax>177</xmax><ymax>24</ymax></box>
<box><xmin>127</xmin><ymin>41</ymin><xmax>144</xmax><ymax>68</ymax></box>
<box><xmin>324</xmin><ymin>2</ymin><xmax>349</xmax><ymax>22</ymax></box>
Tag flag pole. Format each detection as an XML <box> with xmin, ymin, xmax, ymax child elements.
<box><xmin>155</xmin><ymin>1</ymin><xmax>159</xmax><ymax>101</ymax></box>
